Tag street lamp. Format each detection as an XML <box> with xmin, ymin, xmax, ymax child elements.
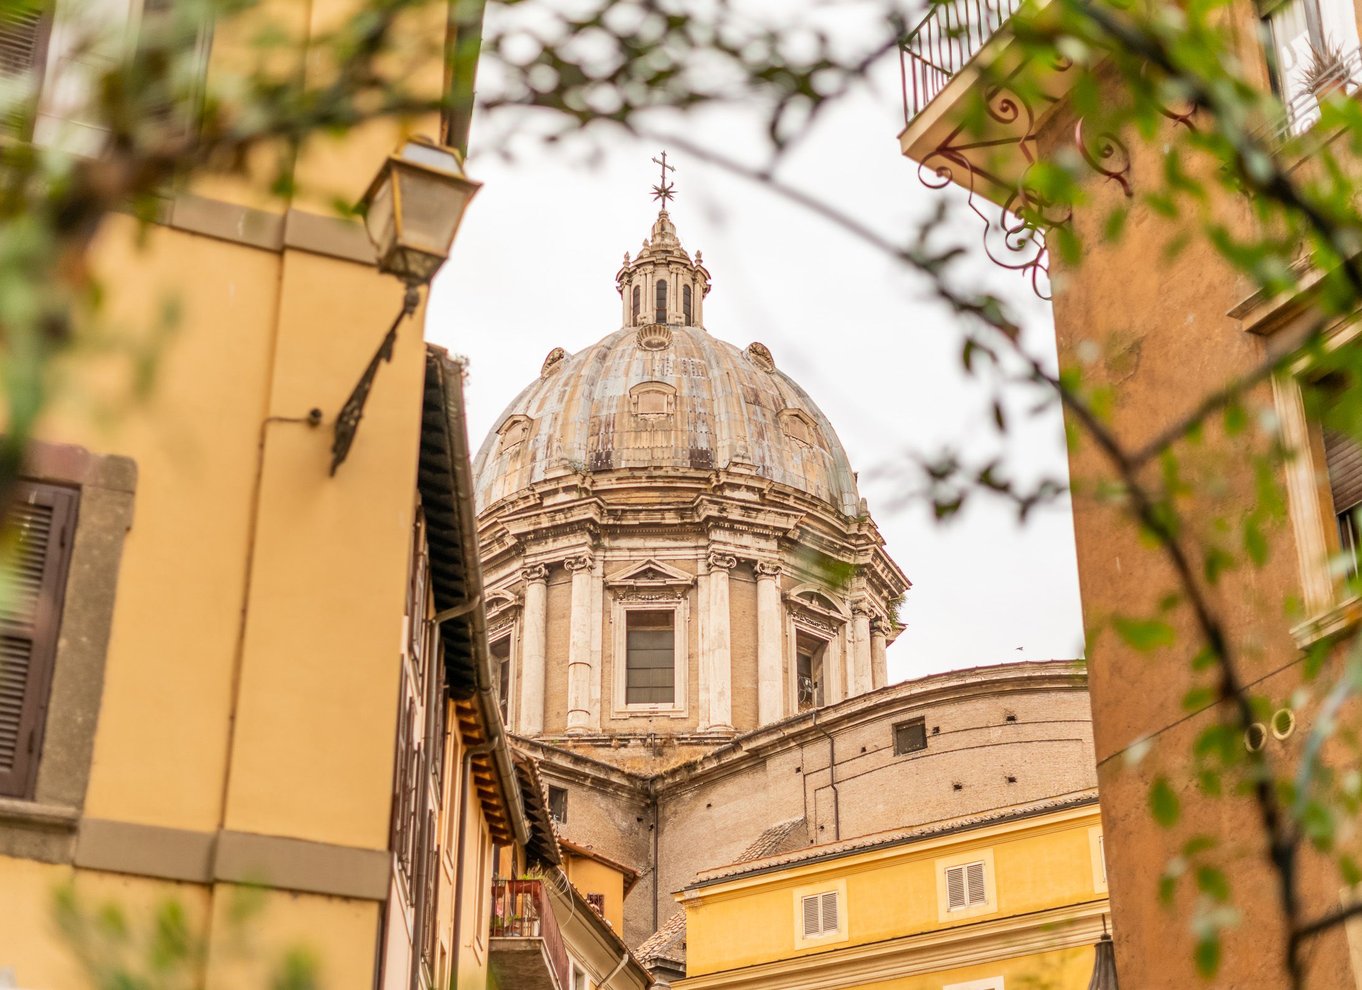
<box><xmin>330</xmin><ymin>136</ymin><xmax>482</xmax><ymax>475</ymax></box>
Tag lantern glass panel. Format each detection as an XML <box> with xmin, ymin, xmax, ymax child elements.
<box><xmin>363</xmin><ymin>174</ymin><xmax>397</xmax><ymax>258</ymax></box>
<box><xmin>395</xmin><ymin>164</ymin><xmax>475</xmax><ymax>257</ymax></box>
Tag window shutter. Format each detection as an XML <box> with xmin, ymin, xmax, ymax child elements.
<box><xmin>0</xmin><ymin>2</ymin><xmax>48</xmax><ymax>78</ymax></box>
<box><xmin>945</xmin><ymin>865</ymin><xmax>966</xmax><ymax>910</ymax></box>
<box><xmin>966</xmin><ymin>862</ymin><xmax>987</xmax><ymax>906</ymax></box>
<box><xmin>801</xmin><ymin>894</ymin><xmax>820</xmax><ymax>937</ymax></box>
<box><xmin>1325</xmin><ymin>429</ymin><xmax>1362</xmax><ymax>515</ymax></box>
<box><xmin>820</xmin><ymin>891</ymin><xmax>839</xmax><ymax>932</ymax></box>
<box><xmin>0</xmin><ymin>482</ymin><xmax>76</xmax><ymax>798</ymax></box>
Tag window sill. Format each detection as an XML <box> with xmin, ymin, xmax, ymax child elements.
<box><xmin>0</xmin><ymin>796</ymin><xmax>79</xmax><ymax>832</ymax></box>
<box><xmin>612</xmin><ymin>706</ymin><xmax>689</xmax><ymax>719</ymax></box>
<box><xmin>1291</xmin><ymin>594</ymin><xmax>1362</xmax><ymax>649</ymax></box>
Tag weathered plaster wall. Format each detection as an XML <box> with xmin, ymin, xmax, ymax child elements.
<box><xmin>1040</xmin><ymin>92</ymin><xmax>1355</xmax><ymax>987</ymax></box>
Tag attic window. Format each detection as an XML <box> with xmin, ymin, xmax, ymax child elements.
<box><xmin>893</xmin><ymin>717</ymin><xmax>927</xmax><ymax>756</ymax></box>
<box><xmin>800</xmin><ymin>891</ymin><xmax>839</xmax><ymax>938</ymax></box>
<box><xmin>945</xmin><ymin>861</ymin><xmax>987</xmax><ymax>911</ymax></box>
<box><xmin>548</xmin><ymin>785</ymin><xmax>568</xmax><ymax>824</ymax></box>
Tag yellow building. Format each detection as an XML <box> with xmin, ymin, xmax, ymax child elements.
<box><xmin>0</xmin><ymin>0</ymin><xmax>514</xmax><ymax>986</ymax></box>
<box><xmin>676</xmin><ymin>795</ymin><xmax>1112</xmax><ymax>990</ymax></box>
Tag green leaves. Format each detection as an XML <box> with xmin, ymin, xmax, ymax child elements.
<box><xmin>1151</xmin><ymin>776</ymin><xmax>1181</xmax><ymax>827</ymax></box>
<box><xmin>1114</xmin><ymin>615</ymin><xmax>1177</xmax><ymax>651</ymax></box>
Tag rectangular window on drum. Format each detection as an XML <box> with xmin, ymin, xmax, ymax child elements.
<box><xmin>625</xmin><ymin>609</ymin><xmax>674</xmax><ymax>705</ymax></box>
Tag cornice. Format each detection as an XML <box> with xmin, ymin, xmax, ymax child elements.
<box><xmin>674</xmin><ymin>900</ymin><xmax>1110</xmax><ymax>990</ymax></box>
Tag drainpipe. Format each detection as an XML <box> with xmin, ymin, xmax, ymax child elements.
<box><xmin>599</xmin><ymin>950</ymin><xmax>630</xmax><ymax>989</ymax></box>
<box><xmin>811</xmin><ymin>709</ymin><xmax>840</xmax><ymax>841</ymax></box>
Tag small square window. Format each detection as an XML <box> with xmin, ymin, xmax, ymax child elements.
<box><xmin>548</xmin><ymin>785</ymin><xmax>568</xmax><ymax>824</ymax></box>
<box><xmin>893</xmin><ymin>717</ymin><xmax>927</xmax><ymax>756</ymax></box>
<box><xmin>799</xmin><ymin>890</ymin><xmax>839</xmax><ymax>937</ymax></box>
<box><xmin>945</xmin><ymin>861</ymin><xmax>988</xmax><ymax>911</ymax></box>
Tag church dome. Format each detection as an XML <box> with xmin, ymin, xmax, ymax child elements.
<box><xmin>473</xmin><ymin>322</ymin><xmax>862</xmax><ymax>515</ymax></box>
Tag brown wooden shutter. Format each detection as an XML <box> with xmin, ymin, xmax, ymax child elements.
<box><xmin>0</xmin><ymin>2</ymin><xmax>49</xmax><ymax>78</ymax></box>
<box><xmin>0</xmin><ymin>482</ymin><xmax>77</xmax><ymax>798</ymax></box>
<box><xmin>1325</xmin><ymin>429</ymin><xmax>1362</xmax><ymax>516</ymax></box>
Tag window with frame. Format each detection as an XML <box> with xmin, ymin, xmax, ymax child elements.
<box><xmin>655</xmin><ymin>280</ymin><xmax>667</xmax><ymax>323</ymax></box>
<box><xmin>795</xmin><ymin>631</ymin><xmax>826</xmax><ymax>712</ymax></box>
<box><xmin>683</xmin><ymin>283</ymin><xmax>693</xmax><ymax>324</ymax></box>
<box><xmin>800</xmin><ymin>890</ymin><xmax>840</xmax><ymax>938</ymax></box>
<box><xmin>893</xmin><ymin>716</ymin><xmax>928</xmax><ymax>756</ymax></box>
<box><xmin>1262</xmin><ymin>0</ymin><xmax>1361</xmax><ymax>134</ymax></box>
<box><xmin>548</xmin><ymin>784</ymin><xmax>568</xmax><ymax>824</ymax></box>
<box><xmin>491</xmin><ymin>635</ymin><xmax>511</xmax><ymax>724</ymax></box>
<box><xmin>0</xmin><ymin>481</ymin><xmax>77</xmax><ymax>799</ymax></box>
<box><xmin>632</xmin><ymin>284</ymin><xmax>641</xmax><ymax>321</ymax></box>
<box><xmin>944</xmin><ymin>861</ymin><xmax>988</xmax><ymax>911</ymax></box>
<box><xmin>625</xmin><ymin>609</ymin><xmax>675</xmax><ymax>705</ymax></box>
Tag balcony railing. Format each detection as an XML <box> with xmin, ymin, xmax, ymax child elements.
<box><xmin>901</xmin><ymin>0</ymin><xmax>1023</xmax><ymax>124</ymax></box>
<box><xmin>489</xmin><ymin>878</ymin><xmax>569</xmax><ymax>990</ymax></box>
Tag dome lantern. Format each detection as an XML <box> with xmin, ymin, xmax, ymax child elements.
<box><xmin>614</xmin><ymin>152</ymin><xmax>711</xmax><ymax>330</ymax></box>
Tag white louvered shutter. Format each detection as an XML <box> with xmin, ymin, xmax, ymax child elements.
<box><xmin>801</xmin><ymin>894</ymin><xmax>821</xmax><ymax>937</ymax></box>
<box><xmin>820</xmin><ymin>891</ymin><xmax>839</xmax><ymax>932</ymax></box>
<box><xmin>966</xmin><ymin>861</ymin><xmax>987</xmax><ymax>906</ymax></box>
<box><xmin>945</xmin><ymin>865</ymin><xmax>966</xmax><ymax>910</ymax></box>
<box><xmin>0</xmin><ymin>483</ymin><xmax>76</xmax><ymax>798</ymax></box>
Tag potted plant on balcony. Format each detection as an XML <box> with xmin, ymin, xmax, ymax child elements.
<box><xmin>1302</xmin><ymin>36</ymin><xmax>1350</xmax><ymax>99</ymax></box>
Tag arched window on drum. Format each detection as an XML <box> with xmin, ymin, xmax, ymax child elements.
<box><xmin>683</xmin><ymin>284</ymin><xmax>693</xmax><ymax>324</ymax></box>
<box><xmin>655</xmin><ymin>280</ymin><xmax>667</xmax><ymax>323</ymax></box>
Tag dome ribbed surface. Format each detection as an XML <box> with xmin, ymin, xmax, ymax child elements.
<box><xmin>473</xmin><ymin>325</ymin><xmax>861</xmax><ymax>515</ymax></box>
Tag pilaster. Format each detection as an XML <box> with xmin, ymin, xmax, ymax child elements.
<box><xmin>518</xmin><ymin>564</ymin><xmax>548</xmax><ymax>736</ymax></box>
<box><xmin>565</xmin><ymin>553</ymin><xmax>596</xmax><ymax>734</ymax></box>
<box><xmin>755</xmin><ymin>561</ymin><xmax>784</xmax><ymax>725</ymax></box>
<box><xmin>699</xmin><ymin>551</ymin><xmax>737</xmax><ymax>733</ymax></box>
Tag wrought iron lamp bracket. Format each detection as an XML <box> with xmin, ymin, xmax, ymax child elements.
<box><xmin>329</xmin><ymin>284</ymin><xmax>422</xmax><ymax>475</ymax></box>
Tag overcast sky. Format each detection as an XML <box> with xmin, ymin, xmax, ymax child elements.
<box><xmin>428</xmin><ymin>27</ymin><xmax>1086</xmax><ymax>682</ymax></box>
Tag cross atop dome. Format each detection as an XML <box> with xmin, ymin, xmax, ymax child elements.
<box><xmin>651</xmin><ymin>150</ymin><xmax>677</xmax><ymax>209</ymax></box>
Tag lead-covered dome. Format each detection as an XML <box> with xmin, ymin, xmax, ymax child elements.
<box><xmin>473</xmin><ymin>207</ymin><xmax>862</xmax><ymax>515</ymax></box>
<box><xmin>473</xmin><ymin>323</ymin><xmax>862</xmax><ymax>514</ymax></box>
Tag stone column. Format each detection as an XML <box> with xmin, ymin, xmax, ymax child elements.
<box><xmin>870</xmin><ymin>617</ymin><xmax>889</xmax><ymax>690</ymax></box>
<box><xmin>518</xmin><ymin>565</ymin><xmax>548</xmax><ymax>736</ymax></box>
<box><xmin>700</xmin><ymin>551</ymin><xmax>737</xmax><ymax>732</ymax></box>
<box><xmin>755</xmin><ymin>562</ymin><xmax>784</xmax><ymax>725</ymax></box>
<box><xmin>851</xmin><ymin>602</ymin><xmax>873</xmax><ymax>697</ymax></box>
<box><xmin>565</xmin><ymin>553</ymin><xmax>595</xmax><ymax>734</ymax></box>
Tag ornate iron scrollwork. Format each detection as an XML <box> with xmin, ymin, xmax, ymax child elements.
<box><xmin>330</xmin><ymin>285</ymin><xmax>421</xmax><ymax>475</ymax></box>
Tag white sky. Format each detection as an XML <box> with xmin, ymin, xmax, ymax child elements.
<box><xmin>428</xmin><ymin>22</ymin><xmax>1086</xmax><ymax>682</ymax></box>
